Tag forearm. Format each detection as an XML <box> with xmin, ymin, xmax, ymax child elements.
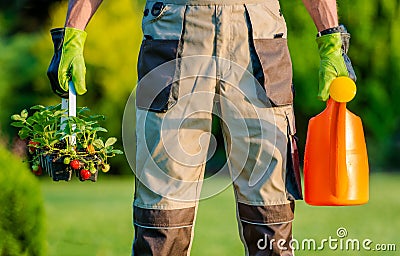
<box><xmin>302</xmin><ymin>0</ymin><xmax>338</xmax><ymax>32</ymax></box>
<box><xmin>65</xmin><ymin>0</ymin><xmax>103</xmax><ymax>30</ymax></box>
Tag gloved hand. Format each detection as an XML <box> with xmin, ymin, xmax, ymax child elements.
<box><xmin>47</xmin><ymin>27</ymin><xmax>87</xmax><ymax>98</ymax></box>
<box><xmin>316</xmin><ymin>25</ymin><xmax>356</xmax><ymax>101</ymax></box>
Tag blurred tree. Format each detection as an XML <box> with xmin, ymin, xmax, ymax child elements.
<box><xmin>0</xmin><ymin>0</ymin><xmax>63</xmax><ymax>34</ymax></box>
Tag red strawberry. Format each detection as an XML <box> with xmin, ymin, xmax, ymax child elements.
<box><xmin>35</xmin><ymin>165</ymin><xmax>43</xmax><ymax>176</ymax></box>
<box><xmin>32</xmin><ymin>165</ymin><xmax>42</xmax><ymax>176</ymax></box>
<box><xmin>28</xmin><ymin>141</ymin><xmax>39</xmax><ymax>154</ymax></box>
<box><xmin>80</xmin><ymin>169</ymin><xmax>91</xmax><ymax>180</ymax></box>
<box><xmin>70</xmin><ymin>159</ymin><xmax>81</xmax><ymax>170</ymax></box>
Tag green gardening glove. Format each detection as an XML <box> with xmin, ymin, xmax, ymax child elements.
<box><xmin>47</xmin><ymin>27</ymin><xmax>87</xmax><ymax>98</ymax></box>
<box><xmin>316</xmin><ymin>25</ymin><xmax>356</xmax><ymax>101</ymax></box>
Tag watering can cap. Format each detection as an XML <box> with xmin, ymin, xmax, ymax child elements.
<box><xmin>330</xmin><ymin>77</ymin><xmax>357</xmax><ymax>103</ymax></box>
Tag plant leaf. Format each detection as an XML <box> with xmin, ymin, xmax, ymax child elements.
<box><xmin>47</xmin><ymin>104</ymin><xmax>61</xmax><ymax>111</ymax></box>
<box><xmin>18</xmin><ymin>129</ymin><xmax>30</xmax><ymax>139</ymax></box>
<box><xmin>84</xmin><ymin>121</ymin><xmax>97</xmax><ymax>126</ymax></box>
<box><xmin>11</xmin><ymin>114</ymin><xmax>21</xmax><ymax>121</ymax></box>
<box><xmin>53</xmin><ymin>110</ymin><xmax>66</xmax><ymax>116</ymax></box>
<box><xmin>30</xmin><ymin>105</ymin><xmax>45</xmax><ymax>110</ymax></box>
<box><xmin>105</xmin><ymin>137</ymin><xmax>117</xmax><ymax>147</ymax></box>
<box><xmin>92</xmin><ymin>139</ymin><xmax>104</xmax><ymax>149</ymax></box>
<box><xmin>20</xmin><ymin>109</ymin><xmax>28</xmax><ymax>119</ymax></box>
<box><xmin>26</xmin><ymin>117</ymin><xmax>35</xmax><ymax>126</ymax></box>
<box><xmin>112</xmin><ymin>149</ymin><xmax>124</xmax><ymax>155</ymax></box>
<box><xmin>89</xmin><ymin>114</ymin><xmax>105</xmax><ymax>121</ymax></box>
<box><xmin>11</xmin><ymin>122</ymin><xmax>25</xmax><ymax>128</ymax></box>
<box><xmin>77</xmin><ymin>106</ymin><xmax>90</xmax><ymax>113</ymax></box>
<box><xmin>33</xmin><ymin>124</ymin><xmax>43</xmax><ymax>133</ymax></box>
<box><xmin>93</xmin><ymin>127</ymin><xmax>108</xmax><ymax>133</ymax></box>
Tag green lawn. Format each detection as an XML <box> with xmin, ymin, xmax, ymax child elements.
<box><xmin>41</xmin><ymin>172</ymin><xmax>400</xmax><ymax>256</ymax></box>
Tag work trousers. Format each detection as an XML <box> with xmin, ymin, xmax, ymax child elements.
<box><xmin>132</xmin><ymin>0</ymin><xmax>302</xmax><ymax>255</ymax></box>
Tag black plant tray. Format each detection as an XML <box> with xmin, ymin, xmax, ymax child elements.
<box><xmin>38</xmin><ymin>154</ymin><xmax>98</xmax><ymax>182</ymax></box>
<box><xmin>39</xmin><ymin>154</ymin><xmax>71</xmax><ymax>181</ymax></box>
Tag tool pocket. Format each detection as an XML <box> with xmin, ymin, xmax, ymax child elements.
<box><xmin>245</xmin><ymin>2</ymin><xmax>294</xmax><ymax>106</ymax></box>
<box><xmin>136</xmin><ymin>40</ymin><xmax>180</xmax><ymax>112</ymax></box>
<box><xmin>136</xmin><ymin>2</ymin><xmax>186</xmax><ymax>112</ymax></box>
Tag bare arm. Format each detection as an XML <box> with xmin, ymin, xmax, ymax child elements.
<box><xmin>301</xmin><ymin>0</ymin><xmax>338</xmax><ymax>32</ymax></box>
<box><xmin>65</xmin><ymin>0</ymin><xmax>103</xmax><ymax>30</ymax></box>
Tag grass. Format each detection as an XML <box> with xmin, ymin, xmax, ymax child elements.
<box><xmin>42</xmin><ymin>177</ymin><xmax>134</xmax><ymax>256</ymax></box>
<box><xmin>41</xmin><ymin>172</ymin><xmax>400</xmax><ymax>256</ymax></box>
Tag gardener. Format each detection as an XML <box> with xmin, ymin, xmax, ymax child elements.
<box><xmin>47</xmin><ymin>0</ymin><xmax>356</xmax><ymax>255</ymax></box>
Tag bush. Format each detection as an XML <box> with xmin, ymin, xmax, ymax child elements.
<box><xmin>0</xmin><ymin>145</ymin><xmax>45</xmax><ymax>256</ymax></box>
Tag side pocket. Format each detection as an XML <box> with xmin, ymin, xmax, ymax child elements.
<box><xmin>136</xmin><ymin>39</ymin><xmax>180</xmax><ymax>112</ymax></box>
<box><xmin>245</xmin><ymin>4</ymin><xmax>294</xmax><ymax>106</ymax></box>
<box><xmin>253</xmin><ymin>38</ymin><xmax>294</xmax><ymax>106</ymax></box>
<box><xmin>285</xmin><ymin>110</ymin><xmax>303</xmax><ymax>200</ymax></box>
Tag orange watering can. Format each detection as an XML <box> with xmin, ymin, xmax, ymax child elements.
<box><xmin>304</xmin><ymin>77</ymin><xmax>369</xmax><ymax>206</ymax></box>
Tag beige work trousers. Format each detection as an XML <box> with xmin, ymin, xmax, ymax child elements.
<box><xmin>133</xmin><ymin>0</ymin><xmax>302</xmax><ymax>255</ymax></box>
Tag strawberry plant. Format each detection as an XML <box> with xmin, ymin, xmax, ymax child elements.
<box><xmin>11</xmin><ymin>104</ymin><xmax>123</xmax><ymax>182</ymax></box>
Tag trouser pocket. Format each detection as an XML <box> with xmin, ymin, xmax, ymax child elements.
<box><xmin>136</xmin><ymin>2</ymin><xmax>186</xmax><ymax>112</ymax></box>
<box><xmin>245</xmin><ymin>2</ymin><xmax>294</xmax><ymax>106</ymax></box>
<box><xmin>136</xmin><ymin>39</ymin><xmax>180</xmax><ymax>112</ymax></box>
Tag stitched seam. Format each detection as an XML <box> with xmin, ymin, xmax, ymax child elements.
<box><xmin>240</xmin><ymin>219</ymin><xmax>293</xmax><ymax>226</ymax></box>
<box><xmin>134</xmin><ymin>223</ymin><xmax>193</xmax><ymax>229</ymax></box>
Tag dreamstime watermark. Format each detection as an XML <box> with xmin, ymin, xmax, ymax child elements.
<box><xmin>257</xmin><ymin>227</ymin><xmax>397</xmax><ymax>252</ymax></box>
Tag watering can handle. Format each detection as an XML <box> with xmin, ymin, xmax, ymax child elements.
<box><xmin>328</xmin><ymin>100</ymin><xmax>348</xmax><ymax>198</ymax></box>
<box><xmin>329</xmin><ymin>77</ymin><xmax>356</xmax><ymax>197</ymax></box>
<box><xmin>61</xmin><ymin>81</ymin><xmax>77</xmax><ymax>144</ymax></box>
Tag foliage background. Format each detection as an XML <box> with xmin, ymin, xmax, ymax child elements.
<box><xmin>0</xmin><ymin>144</ymin><xmax>45</xmax><ymax>255</ymax></box>
<box><xmin>0</xmin><ymin>1</ymin><xmax>399</xmax><ymax>255</ymax></box>
<box><xmin>0</xmin><ymin>0</ymin><xmax>399</xmax><ymax>173</ymax></box>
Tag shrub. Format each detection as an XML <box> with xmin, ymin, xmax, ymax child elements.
<box><xmin>0</xmin><ymin>145</ymin><xmax>45</xmax><ymax>256</ymax></box>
